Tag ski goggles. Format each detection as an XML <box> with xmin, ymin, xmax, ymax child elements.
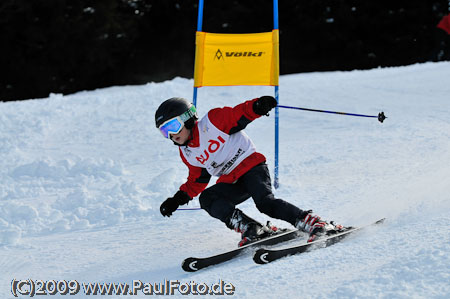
<box><xmin>158</xmin><ymin>105</ymin><xmax>197</xmax><ymax>139</ymax></box>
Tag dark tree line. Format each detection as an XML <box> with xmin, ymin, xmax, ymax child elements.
<box><xmin>1</xmin><ymin>0</ymin><xmax>448</xmax><ymax>102</ymax></box>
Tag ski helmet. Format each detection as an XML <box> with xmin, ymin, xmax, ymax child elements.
<box><xmin>155</xmin><ymin>97</ymin><xmax>198</xmax><ymax>132</ymax></box>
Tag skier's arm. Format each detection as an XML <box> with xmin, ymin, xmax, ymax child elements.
<box><xmin>179</xmin><ymin>149</ymin><xmax>211</xmax><ymax>198</ymax></box>
<box><xmin>208</xmin><ymin>96</ymin><xmax>277</xmax><ymax>134</ymax></box>
<box><xmin>160</xmin><ymin>155</ymin><xmax>210</xmax><ymax>217</ymax></box>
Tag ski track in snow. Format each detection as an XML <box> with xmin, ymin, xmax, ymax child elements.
<box><xmin>1</xmin><ymin>62</ymin><xmax>450</xmax><ymax>298</ymax></box>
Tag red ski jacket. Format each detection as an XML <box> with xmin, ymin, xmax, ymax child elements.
<box><xmin>178</xmin><ymin>98</ymin><xmax>266</xmax><ymax>198</ymax></box>
<box><xmin>437</xmin><ymin>14</ymin><xmax>450</xmax><ymax>35</ymax></box>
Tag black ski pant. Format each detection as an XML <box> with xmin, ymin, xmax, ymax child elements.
<box><xmin>199</xmin><ymin>163</ymin><xmax>304</xmax><ymax>227</ymax></box>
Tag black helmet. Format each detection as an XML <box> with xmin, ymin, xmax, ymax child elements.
<box><xmin>155</xmin><ymin>97</ymin><xmax>198</xmax><ymax>130</ymax></box>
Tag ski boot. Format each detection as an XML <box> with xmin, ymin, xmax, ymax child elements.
<box><xmin>226</xmin><ymin>209</ymin><xmax>279</xmax><ymax>247</ymax></box>
<box><xmin>295</xmin><ymin>210</ymin><xmax>345</xmax><ymax>242</ymax></box>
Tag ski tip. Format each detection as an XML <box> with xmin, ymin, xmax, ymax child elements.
<box><xmin>182</xmin><ymin>257</ymin><xmax>199</xmax><ymax>272</ymax></box>
<box><xmin>253</xmin><ymin>249</ymin><xmax>271</xmax><ymax>264</ymax></box>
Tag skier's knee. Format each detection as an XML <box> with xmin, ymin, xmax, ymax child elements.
<box><xmin>199</xmin><ymin>188</ymin><xmax>215</xmax><ymax>210</ymax></box>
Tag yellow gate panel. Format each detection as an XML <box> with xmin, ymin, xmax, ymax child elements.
<box><xmin>194</xmin><ymin>30</ymin><xmax>279</xmax><ymax>87</ymax></box>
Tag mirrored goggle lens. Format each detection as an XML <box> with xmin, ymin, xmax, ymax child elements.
<box><xmin>159</xmin><ymin>117</ymin><xmax>183</xmax><ymax>138</ymax></box>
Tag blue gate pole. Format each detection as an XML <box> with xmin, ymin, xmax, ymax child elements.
<box><xmin>274</xmin><ymin>86</ymin><xmax>280</xmax><ymax>189</ymax></box>
<box><xmin>193</xmin><ymin>0</ymin><xmax>205</xmax><ymax>107</ymax></box>
<box><xmin>273</xmin><ymin>0</ymin><xmax>280</xmax><ymax>189</ymax></box>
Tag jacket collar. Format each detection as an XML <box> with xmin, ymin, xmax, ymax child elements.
<box><xmin>186</xmin><ymin>121</ymin><xmax>200</xmax><ymax>148</ymax></box>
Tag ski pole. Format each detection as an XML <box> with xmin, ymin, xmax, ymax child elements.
<box><xmin>278</xmin><ymin>105</ymin><xmax>386</xmax><ymax>123</ymax></box>
<box><xmin>177</xmin><ymin>208</ymin><xmax>202</xmax><ymax>211</ymax></box>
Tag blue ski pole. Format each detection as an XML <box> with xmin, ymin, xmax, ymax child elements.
<box><xmin>278</xmin><ymin>105</ymin><xmax>386</xmax><ymax>123</ymax></box>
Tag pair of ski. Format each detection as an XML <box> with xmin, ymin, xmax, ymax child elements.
<box><xmin>182</xmin><ymin>218</ymin><xmax>385</xmax><ymax>272</ymax></box>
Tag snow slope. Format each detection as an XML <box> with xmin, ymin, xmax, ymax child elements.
<box><xmin>1</xmin><ymin>62</ymin><xmax>449</xmax><ymax>298</ymax></box>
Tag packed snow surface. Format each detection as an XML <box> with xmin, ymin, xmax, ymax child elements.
<box><xmin>1</xmin><ymin>62</ymin><xmax>449</xmax><ymax>298</ymax></box>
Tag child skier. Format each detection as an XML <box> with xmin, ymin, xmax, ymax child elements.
<box><xmin>155</xmin><ymin>96</ymin><xmax>341</xmax><ymax>246</ymax></box>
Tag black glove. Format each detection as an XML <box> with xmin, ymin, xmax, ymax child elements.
<box><xmin>253</xmin><ymin>96</ymin><xmax>277</xmax><ymax>116</ymax></box>
<box><xmin>160</xmin><ymin>190</ymin><xmax>191</xmax><ymax>217</ymax></box>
